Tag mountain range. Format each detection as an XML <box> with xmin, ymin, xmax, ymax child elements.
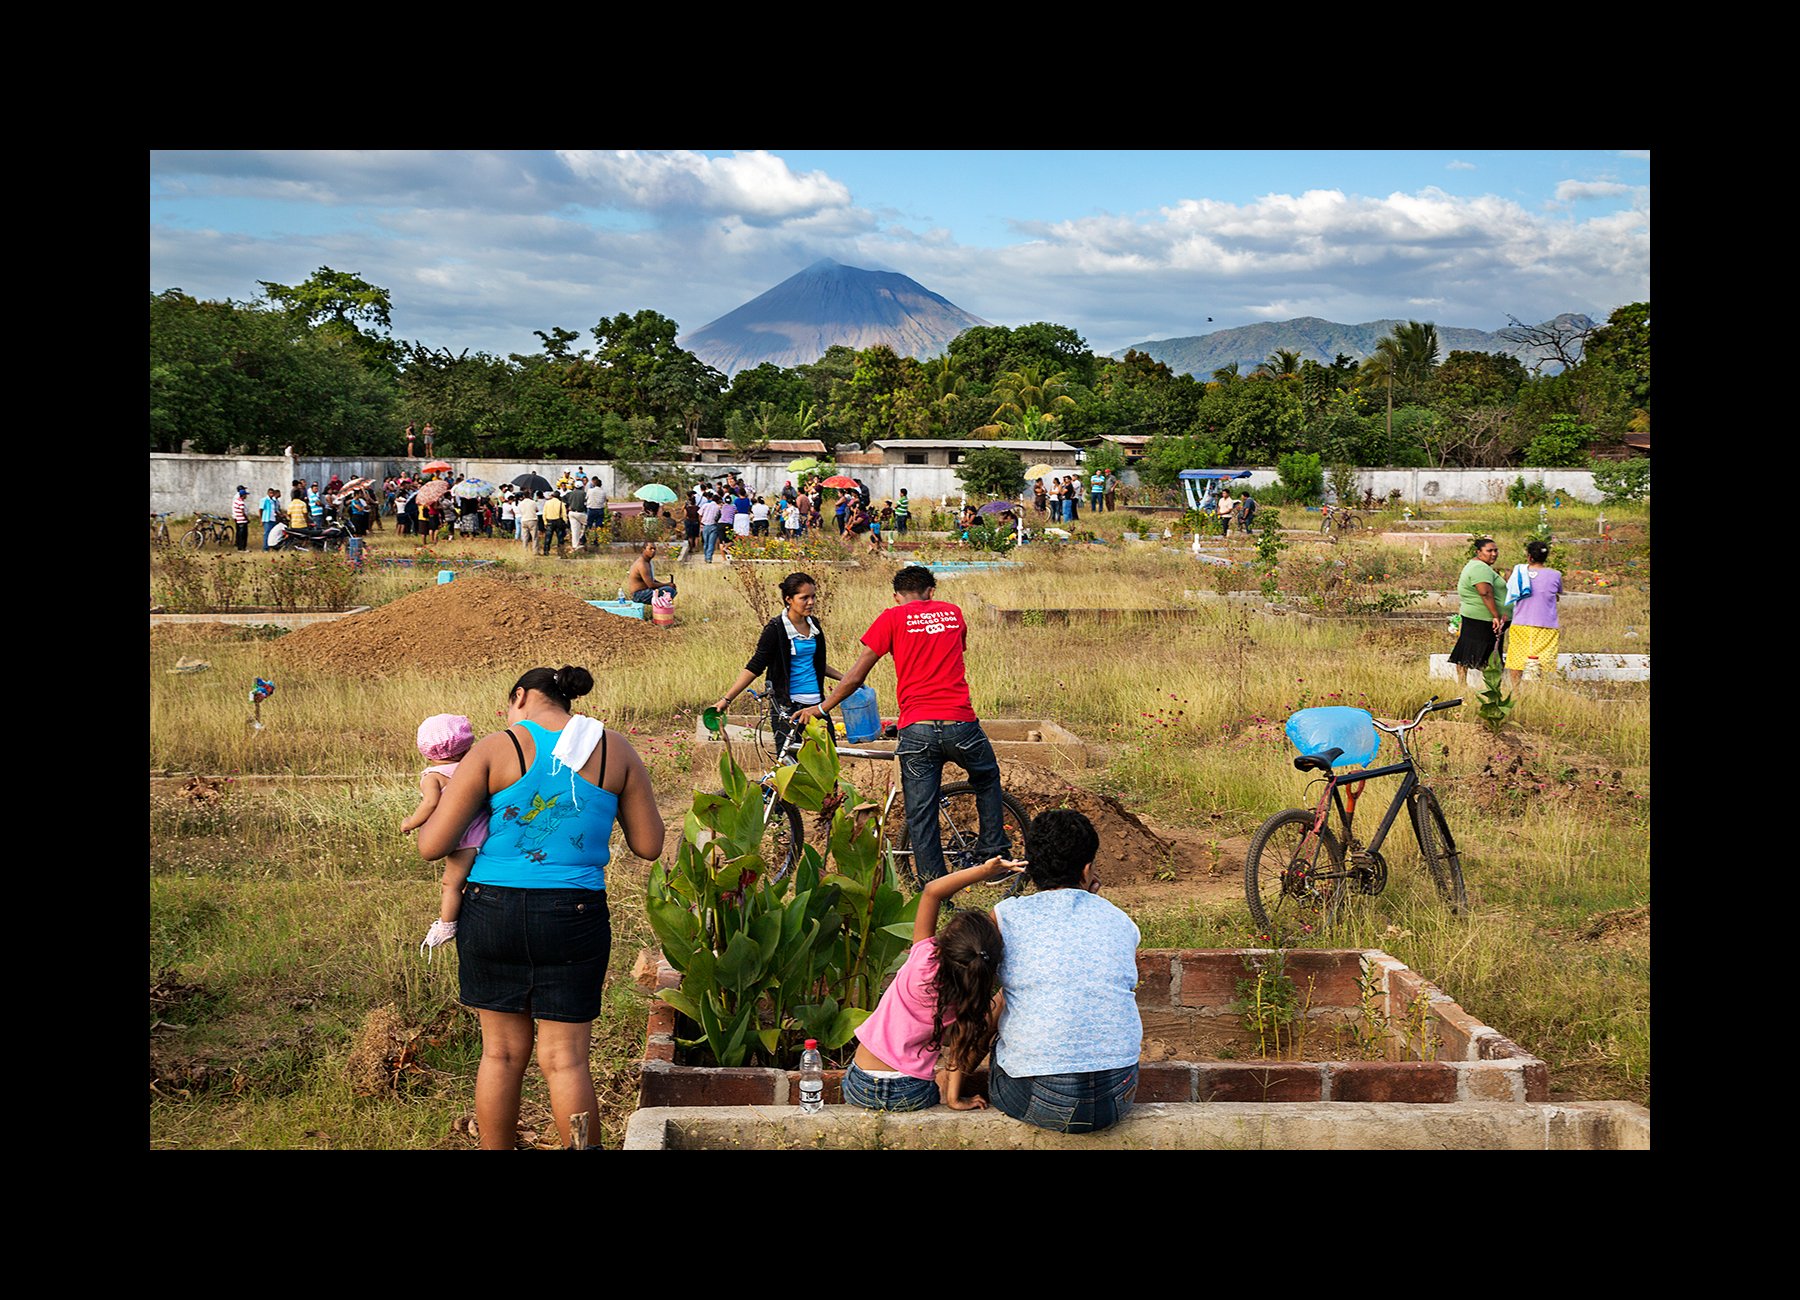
<box><xmin>1116</xmin><ymin>315</ymin><xmax>1596</xmax><ymax>378</ymax></box>
<box><xmin>682</xmin><ymin>260</ymin><xmax>989</xmax><ymax>376</ymax></box>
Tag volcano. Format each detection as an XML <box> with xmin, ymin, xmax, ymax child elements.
<box><xmin>682</xmin><ymin>259</ymin><xmax>989</xmax><ymax>375</ymax></box>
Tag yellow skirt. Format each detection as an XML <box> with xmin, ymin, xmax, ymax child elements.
<box><xmin>1505</xmin><ymin>624</ymin><xmax>1560</xmax><ymax>674</ymax></box>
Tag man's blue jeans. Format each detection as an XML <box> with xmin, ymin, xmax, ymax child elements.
<box><xmin>702</xmin><ymin>523</ymin><xmax>720</xmax><ymax>562</ymax></box>
<box><xmin>897</xmin><ymin>720</ymin><xmax>1006</xmax><ymax>886</ymax></box>
<box><xmin>990</xmin><ymin>1060</ymin><xmax>1138</xmax><ymax>1134</ymax></box>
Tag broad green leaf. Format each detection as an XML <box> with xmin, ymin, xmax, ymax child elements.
<box><xmin>657</xmin><ymin>988</ymin><xmax>702</xmax><ymax>1022</ymax></box>
<box><xmin>750</xmin><ymin>910</ymin><xmax>782</xmax><ymax>964</ymax></box>
<box><xmin>879</xmin><ymin>922</ymin><xmax>915</xmax><ymax>941</ymax></box>
<box><xmin>718</xmin><ymin>931</ymin><xmax>765</xmax><ymax>994</ymax></box>
<box><xmin>757</xmin><ymin>1027</ymin><xmax>781</xmax><ymax>1056</ymax></box>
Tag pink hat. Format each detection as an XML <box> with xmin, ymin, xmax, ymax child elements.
<box><xmin>417</xmin><ymin>714</ymin><xmax>475</xmax><ymax>762</ymax></box>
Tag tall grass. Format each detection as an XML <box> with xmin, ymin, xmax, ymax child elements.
<box><xmin>150</xmin><ymin>502</ymin><xmax>1651</xmax><ymax>1142</ymax></box>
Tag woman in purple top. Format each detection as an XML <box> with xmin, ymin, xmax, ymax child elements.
<box><xmin>1504</xmin><ymin>539</ymin><xmax>1564</xmax><ymax>687</ymax></box>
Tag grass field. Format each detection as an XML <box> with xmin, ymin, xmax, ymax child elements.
<box><xmin>149</xmin><ymin>495</ymin><xmax>1649</xmax><ymax>1147</ymax></box>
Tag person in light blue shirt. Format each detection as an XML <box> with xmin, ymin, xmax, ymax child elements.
<box><xmin>990</xmin><ymin>808</ymin><xmax>1141</xmax><ymax>1133</ymax></box>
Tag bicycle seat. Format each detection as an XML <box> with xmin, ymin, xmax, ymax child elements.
<box><xmin>1293</xmin><ymin>747</ymin><xmax>1343</xmax><ymax>773</ymax></box>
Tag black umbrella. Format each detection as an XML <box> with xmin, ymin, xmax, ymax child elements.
<box><xmin>511</xmin><ymin>472</ymin><xmax>553</xmax><ymax>495</ymax></box>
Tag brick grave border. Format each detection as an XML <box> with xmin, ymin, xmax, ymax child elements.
<box><xmin>632</xmin><ymin>947</ymin><xmax>1547</xmax><ymax>1109</ymax></box>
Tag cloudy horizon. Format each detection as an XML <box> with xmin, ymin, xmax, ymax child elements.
<box><xmin>150</xmin><ymin>149</ymin><xmax>1650</xmax><ymax>362</ymax></box>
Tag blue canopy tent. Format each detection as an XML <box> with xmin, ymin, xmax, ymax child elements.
<box><xmin>1179</xmin><ymin>468</ymin><xmax>1252</xmax><ymax>510</ymax></box>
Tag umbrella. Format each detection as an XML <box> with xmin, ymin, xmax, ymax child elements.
<box><xmin>634</xmin><ymin>483</ymin><xmax>678</xmax><ymax>504</ymax></box>
<box><xmin>511</xmin><ymin>473</ymin><xmax>552</xmax><ymax>495</ymax></box>
<box><xmin>787</xmin><ymin>457</ymin><xmax>822</xmax><ymax>473</ymax></box>
<box><xmin>820</xmin><ymin>475</ymin><xmax>858</xmax><ymax>489</ymax></box>
<box><xmin>451</xmin><ymin>478</ymin><xmax>492</xmax><ymax>499</ymax></box>
<box><xmin>977</xmin><ymin>500</ymin><xmax>1019</xmax><ymax>516</ymax></box>
<box><xmin>415</xmin><ymin>480</ymin><xmax>449</xmax><ymax>508</ymax></box>
<box><xmin>342</xmin><ymin>477</ymin><xmax>372</xmax><ymax>492</ymax></box>
<box><xmin>422</xmin><ymin>460</ymin><xmax>452</xmax><ymax>474</ymax></box>
<box><xmin>1024</xmin><ymin>463</ymin><xmax>1056</xmax><ymax>480</ymax></box>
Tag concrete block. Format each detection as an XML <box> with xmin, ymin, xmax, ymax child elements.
<box><xmin>638</xmin><ymin>1060</ymin><xmax>780</xmax><ymax>1109</ymax></box>
<box><xmin>1430</xmin><ymin>1000</ymin><xmax>1488</xmax><ymax>1061</ymax></box>
<box><xmin>623</xmin><ymin>1101</ymin><xmax>1650</xmax><ymax>1150</ymax></box>
<box><xmin>1458</xmin><ymin>1062</ymin><xmax>1525</xmax><ymax>1103</ymax></box>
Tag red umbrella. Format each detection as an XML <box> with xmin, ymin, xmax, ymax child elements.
<box><xmin>421</xmin><ymin>459</ymin><xmax>452</xmax><ymax>474</ymax></box>
<box><xmin>415</xmin><ymin>480</ymin><xmax>449</xmax><ymax>508</ymax></box>
<box><xmin>820</xmin><ymin>475</ymin><xmax>858</xmax><ymax>489</ymax></box>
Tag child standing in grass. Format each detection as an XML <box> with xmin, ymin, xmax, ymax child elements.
<box><xmin>401</xmin><ymin>714</ymin><xmax>488</xmax><ymax>952</ymax></box>
<box><xmin>844</xmin><ymin>855</ymin><xmax>1025</xmax><ymax>1111</ymax></box>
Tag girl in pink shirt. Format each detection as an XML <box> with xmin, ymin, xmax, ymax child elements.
<box><xmin>400</xmin><ymin>714</ymin><xmax>490</xmax><ymax>954</ymax></box>
<box><xmin>845</xmin><ymin>856</ymin><xmax>1025</xmax><ymax>1111</ymax></box>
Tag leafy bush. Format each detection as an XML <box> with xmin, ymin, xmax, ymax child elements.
<box><xmin>1276</xmin><ymin>452</ymin><xmax>1324</xmax><ymax>505</ymax></box>
<box><xmin>965</xmin><ymin>522</ymin><xmax>1018</xmax><ymax>554</ymax></box>
<box><xmin>1506</xmin><ymin>475</ymin><xmax>1550</xmax><ymax>506</ymax></box>
<box><xmin>1523</xmin><ymin>415</ymin><xmax>1592</xmax><ymax>467</ymax></box>
<box><xmin>644</xmin><ymin>723</ymin><xmax>917</xmax><ymax>1067</ymax></box>
<box><xmin>954</xmin><ymin>446</ymin><xmax>1027</xmax><ymax>499</ymax></box>
<box><xmin>1589</xmin><ymin>457</ymin><xmax>1651</xmax><ymax>504</ymax></box>
<box><xmin>1328</xmin><ymin>462</ymin><xmax>1360</xmax><ymax>508</ymax></box>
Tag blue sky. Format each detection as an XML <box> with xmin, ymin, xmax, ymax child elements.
<box><xmin>149</xmin><ymin>149</ymin><xmax>1649</xmax><ymax>362</ymax></box>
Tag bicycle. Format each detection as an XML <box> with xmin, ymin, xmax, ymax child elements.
<box><xmin>711</xmin><ymin>688</ymin><xmax>1031</xmax><ymax>906</ymax></box>
<box><xmin>1244</xmin><ymin>697</ymin><xmax>1467</xmax><ymax>934</ymax></box>
<box><xmin>150</xmin><ymin>512</ymin><xmax>172</xmax><ymax>548</ymax></box>
<box><xmin>181</xmin><ymin>513</ymin><xmax>235</xmax><ymax>548</ymax></box>
<box><xmin>1318</xmin><ymin>504</ymin><xmax>1362</xmax><ymax>537</ymax></box>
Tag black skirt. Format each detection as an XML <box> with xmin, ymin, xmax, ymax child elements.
<box><xmin>1449</xmin><ymin>616</ymin><xmax>1499</xmax><ymax>669</ymax></box>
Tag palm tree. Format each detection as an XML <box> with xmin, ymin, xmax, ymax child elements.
<box><xmin>1358</xmin><ymin>321</ymin><xmax>1440</xmax><ymax>451</ymax></box>
<box><xmin>975</xmin><ymin>364</ymin><xmax>1076</xmax><ymax>436</ymax></box>
<box><xmin>924</xmin><ymin>355</ymin><xmax>966</xmax><ymax>435</ymax></box>
<box><xmin>1211</xmin><ymin>362</ymin><xmax>1242</xmax><ymax>384</ymax></box>
<box><xmin>1254</xmin><ymin>349</ymin><xmax>1302</xmax><ymax>379</ymax></box>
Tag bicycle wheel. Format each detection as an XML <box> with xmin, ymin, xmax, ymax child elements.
<box><xmin>1244</xmin><ymin>808</ymin><xmax>1347</xmax><ymax>936</ymax></box>
<box><xmin>715</xmin><ymin>786</ymin><xmax>805</xmax><ymax>884</ymax></box>
<box><xmin>1411</xmin><ymin>787</ymin><xmax>1468</xmax><ymax>913</ymax></box>
<box><xmin>892</xmin><ymin>784</ymin><xmax>1031</xmax><ymax>909</ymax></box>
<box><xmin>180</xmin><ymin>528</ymin><xmax>205</xmax><ymax>549</ymax></box>
<box><xmin>1339</xmin><ymin>512</ymin><xmax>1362</xmax><ymax>534</ymax></box>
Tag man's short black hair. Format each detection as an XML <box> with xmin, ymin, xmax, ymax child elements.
<box><xmin>893</xmin><ymin>565</ymin><xmax>936</xmax><ymax>595</ymax></box>
<box><xmin>1024</xmin><ymin>808</ymin><xmax>1099</xmax><ymax>890</ymax></box>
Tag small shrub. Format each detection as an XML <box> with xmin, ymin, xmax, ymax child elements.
<box><xmin>1276</xmin><ymin>452</ymin><xmax>1324</xmax><ymax>505</ymax></box>
<box><xmin>1590</xmin><ymin>457</ymin><xmax>1650</xmax><ymax>504</ymax></box>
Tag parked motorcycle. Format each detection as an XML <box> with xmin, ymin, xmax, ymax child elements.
<box><xmin>273</xmin><ymin>521</ymin><xmax>349</xmax><ymax>552</ymax></box>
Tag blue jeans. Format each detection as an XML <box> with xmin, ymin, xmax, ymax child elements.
<box><xmin>702</xmin><ymin>523</ymin><xmax>720</xmax><ymax>562</ymax></box>
<box><xmin>628</xmin><ymin>583</ymin><xmax>675</xmax><ymax>603</ymax></box>
<box><xmin>842</xmin><ymin>1063</ymin><xmax>940</xmax><ymax>1112</ymax></box>
<box><xmin>990</xmin><ymin>1060</ymin><xmax>1138</xmax><ymax>1134</ymax></box>
<box><xmin>898</xmin><ymin>720</ymin><xmax>1006</xmax><ymax>886</ymax></box>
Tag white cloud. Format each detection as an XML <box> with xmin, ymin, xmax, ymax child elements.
<box><xmin>1446</xmin><ymin>160</ymin><xmax>1476</xmax><ymax>170</ymax></box>
<box><xmin>555</xmin><ymin>150</ymin><xmax>856</xmax><ymax>224</ymax></box>
<box><xmin>1555</xmin><ymin>179</ymin><xmax>1632</xmax><ymax>202</ymax></box>
<box><xmin>150</xmin><ymin>157</ymin><xmax>1651</xmax><ymax>362</ymax></box>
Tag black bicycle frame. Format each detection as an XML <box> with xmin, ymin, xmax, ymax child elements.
<box><xmin>1318</xmin><ymin>758</ymin><xmax>1421</xmax><ymax>856</ymax></box>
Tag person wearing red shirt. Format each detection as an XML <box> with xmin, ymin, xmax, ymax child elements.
<box><xmin>796</xmin><ymin>565</ymin><xmax>1005</xmax><ymax>885</ymax></box>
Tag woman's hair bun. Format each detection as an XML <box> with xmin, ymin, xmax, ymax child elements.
<box><xmin>553</xmin><ymin>665</ymin><xmax>594</xmax><ymax>699</ymax></box>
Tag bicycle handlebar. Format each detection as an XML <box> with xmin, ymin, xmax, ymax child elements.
<box><xmin>1372</xmin><ymin>697</ymin><xmax>1463</xmax><ymax>734</ymax></box>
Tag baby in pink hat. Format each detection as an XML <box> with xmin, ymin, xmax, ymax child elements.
<box><xmin>401</xmin><ymin>714</ymin><xmax>489</xmax><ymax>953</ymax></box>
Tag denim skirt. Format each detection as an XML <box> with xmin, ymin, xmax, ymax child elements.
<box><xmin>456</xmin><ymin>883</ymin><xmax>611</xmax><ymax>1023</ymax></box>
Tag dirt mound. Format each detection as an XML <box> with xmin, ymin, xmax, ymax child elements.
<box><xmin>1579</xmin><ymin>904</ymin><xmax>1649</xmax><ymax>945</ymax></box>
<box><xmin>274</xmin><ymin>577</ymin><xmax>667</xmax><ymax>676</ymax></box>
<box><xmin>998</xmin><ymin>762</ymin><xmax>1213</xmax><ymax>886</ymax></box>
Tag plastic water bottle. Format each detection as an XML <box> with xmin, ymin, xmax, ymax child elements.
<box><xmin>798</xmin><ymin>1039</ymin><xmax>824</xmax><ymax>1113</ymax></box>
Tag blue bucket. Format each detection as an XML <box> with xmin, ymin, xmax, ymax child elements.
<box><xmin>437</xmin><ymin>569</ymin><xmax>456</xmax><ymax>584</ymax></box>
<box><xmin>841</xmin><ymin>686</ymin><xmax>881</xmax><ymax>743</ymax></box>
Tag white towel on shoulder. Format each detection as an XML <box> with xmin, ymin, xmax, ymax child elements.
<box><xmin>550</xmin><ymin>715</ymin><xmax>605</xmax><ymax>810</ymax></box>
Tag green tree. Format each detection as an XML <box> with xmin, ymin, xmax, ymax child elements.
<box><xmin>1523</xmin><ymin>414</ymin><xmax>1593</xmax><ymax>467</ymax></box>
<box><xmin>976</xmin><ymin>364</ymin><xmax>1077</xmax><ymax>436</ymax></box>
<box><xmin>257</xmin><ymin>266</ymin><xmax>400</xmax><ymax>371</ymax></box>
<box><xmin>398</xmin><ymin>345</ymin><xmax>514</xmax><ymax>452</ymax></box>
<box><xmin>1580</xmin><ymin>302</ymin><xmax>1650</xmax><ymax>414</ymax></box>
<box><xmin>1254</xmin><ymin>349</ymin><xmax>1302</xmax><ymax>379</ymax></box>
<box><xmin>835</xmin><ymin>345</ymin><xmax>928</xmax><ymax>443</ymax></box>
<box><xmin>954</xmin><ymin>446</ymin><xmax>1027</xmax><ymax>499</ymax></box>
<box><xmin>1140</xmin><ymin>431</ymin><xmax>1233</xmax><ymax>486</ymax></box>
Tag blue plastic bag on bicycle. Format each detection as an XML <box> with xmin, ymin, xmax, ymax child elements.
<box><xmin>1285</xmin><ymin>707</ymin><xmax>1379</xmax><ymax>769</ymax></box>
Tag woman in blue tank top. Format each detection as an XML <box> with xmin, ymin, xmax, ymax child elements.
<box><xmin>418</xmin><ymin>664</ymin><xmax>666</xmax><ymax>1149</ymax></box>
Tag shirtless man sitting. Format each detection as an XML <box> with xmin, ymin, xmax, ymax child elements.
<box><xmin>626</xmin><ymin>542</ymin><xmax>677</xmax><ymax>604</ymax></box>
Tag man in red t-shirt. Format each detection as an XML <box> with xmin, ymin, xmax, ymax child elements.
<box><xmin>796</xmin><ymin>565</ymin><xmax>1006</xmax><ymax>885</ymax></box>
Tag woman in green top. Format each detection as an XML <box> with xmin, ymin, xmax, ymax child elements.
<box><xmin>1449</xmin><ymin>537</ymin><xmax>1511</xmax><ymax>685</ymax></box>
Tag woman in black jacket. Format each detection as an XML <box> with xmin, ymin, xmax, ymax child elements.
<box><xmin>712</xmin><ymin>571</ymin><xmax>841</xmax><ymax>751</ymax></box>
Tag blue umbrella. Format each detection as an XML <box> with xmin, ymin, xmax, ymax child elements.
<box><xmin>977</xmin><ymin>500</ymin><xmax>1019</xmax><ymax>516</ymax></box>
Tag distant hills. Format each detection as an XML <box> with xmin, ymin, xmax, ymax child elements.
<box><xmin>682</xmin><ymin>260</ymin><xmax>989</xmax><ymax>376</ymax></box>
<box><xmin>1117</xmin><ymin>314</ymin><xmax>1596</xmax><ymax>378</ymax></box>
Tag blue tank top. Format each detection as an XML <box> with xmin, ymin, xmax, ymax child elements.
<box><xmin>469</xmin><ymin>719</ymin><xmax>618</xmax><ymax>891</ymax></box>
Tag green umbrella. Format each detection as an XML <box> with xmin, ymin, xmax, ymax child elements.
<box><xmin>634</xmin><ymin>484</ymin><xmax>679</xmax><ymax>504</ymax></box>
<box><xmin>787</xmin><ymin>457</ymin><xmax>821</xmax><ymax>473</ymax></box>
